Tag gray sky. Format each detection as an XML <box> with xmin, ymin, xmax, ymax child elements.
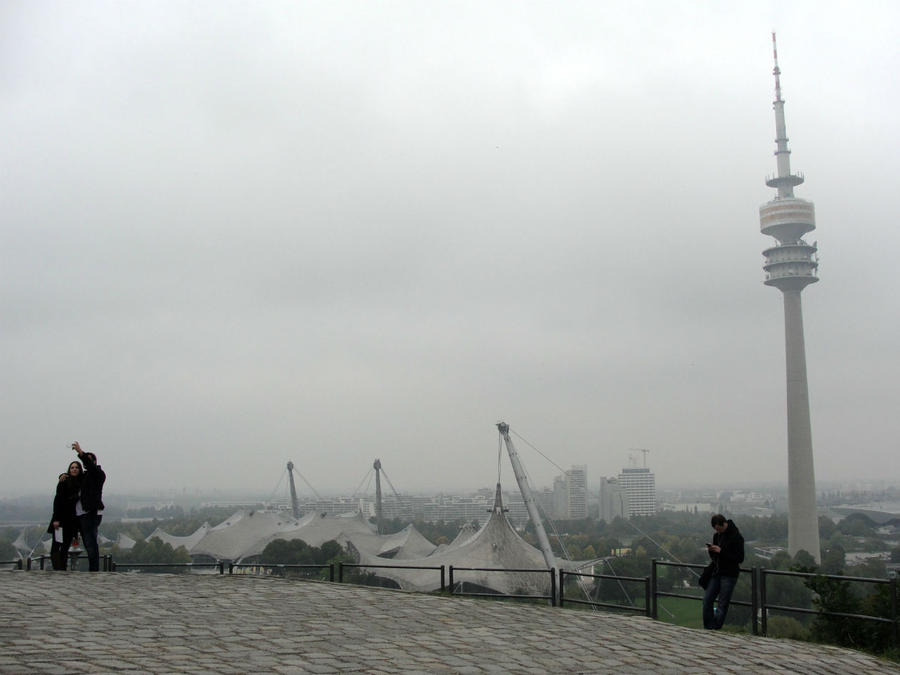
<box><xmin>2</xmin><ymin>1</ymin><xmax>899</xmax><ymax>499</ymax></box>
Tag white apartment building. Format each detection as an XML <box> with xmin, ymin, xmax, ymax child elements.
<box><xmin>618</xmin><ymin>467</ymin><xmax>656</xmax><ymax>517</ymax></box>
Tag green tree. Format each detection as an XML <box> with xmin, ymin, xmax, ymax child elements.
<box><xmin>820</xmin><ymin>546</ymin><xmax>845</xmax><ymax>575</ymax></box>
<box><xmin>0</xmin><ymin>538</ymin><xmax>17</xmax><ymax>561</ymax></box>
<box><xmin>805</xmin><ymin>573</ymin><xmax>863</xmax><ymax>649</ymax></box>
<box><xmin>113</xmin><ymin>537</ymin><xmax>191</xmax><ymax>571</ymax></box>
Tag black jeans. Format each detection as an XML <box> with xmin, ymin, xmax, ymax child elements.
<box><xmin>78</xmin><ymin>513</ymin><xmax>102</xmax><ymax>571</ymax></box>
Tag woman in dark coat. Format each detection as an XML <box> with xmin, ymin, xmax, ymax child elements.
<box><xmin>47</xmin><ymin>461</ymin><xmax>82</xmax><ymax>570</ymax></box>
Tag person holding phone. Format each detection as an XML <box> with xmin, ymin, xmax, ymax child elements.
<box><xmin>702</xmin><ymin>513</ymin><xmax>744</xmax><ymax>630</ymax></box>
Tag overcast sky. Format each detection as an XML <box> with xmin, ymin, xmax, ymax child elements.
<box><xmin>2</xmin><ymin>1</ymin><xmax>898</xmax><ymax>500</ymax></box>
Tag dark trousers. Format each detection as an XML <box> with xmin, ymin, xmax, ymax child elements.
<box><xmin>702</xmin><ymin>574</ymin><xmax>738</xmax><ymax>629</ymax></box>
<box><xmin>50</xmin><ymin>522</ymin><xmax>78</xmax><ymax>570</ymax></box>
<box><xmin>78</xmin><ymin>513</ymin><xmax>102</xmax><ymax>571</ymax></box>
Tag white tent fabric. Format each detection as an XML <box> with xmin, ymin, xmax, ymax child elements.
<box><xmin>116</xmin><ymin>534</ymin><xmax>136</xmax><ymax>550</ymax></box>
<box><xmin>242</xmin><ymin>511</ymin><xmax>377</xmax><ymax>559</ymax></box>
<box><xmin>160</xmin><ymin>508</ymin><xmax>440</xmax><ymax>563</ymax></box>
<box><xmin>353</xmin><ymin>487</ymin><xmax>590</xmax><ymax>595</ymax></box>
<box><xmin>191</xmin><ymin>510</ymin><xmax>301</xmax><ymax>561</ymax></box>
<box><xmin>146</xmin><ymin>523</ymin><xmax>209</xmax><ymax>551</ymax></box>
<box><xmin>338</xmin><ymin>523</ymin><xmax>436</xmax><ymax>560</ymax></box>
<box><xmin>355</xmin><ymin>506</ymin><xmax>557</xmax><ymax>595</ymax></box>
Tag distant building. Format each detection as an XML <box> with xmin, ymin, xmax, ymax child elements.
<box><xmin>618</xmin><ymin>467</ymin><xmax>656</xmax><ymax>517</ymax></box>
<box><xmin>566</xmin><ymin>466</ymin><xmax>588</xmax><ymax>519</ymax></box>
<box><xmin>551</xmin><ymin>465</ymin><xmax>588</xmax><ymax>519</ymax></box>
<box><xmin>598</xmin><ymin>476</ymin><xmax>629</xmax><ymax>522</ymax></box>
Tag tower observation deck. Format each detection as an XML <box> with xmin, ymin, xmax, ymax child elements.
<box><xmin>760</xmin><ymin>34</ymin><xmax>820</xmax><ymax>562</ymax></box>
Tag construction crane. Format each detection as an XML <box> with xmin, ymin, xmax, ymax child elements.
<box><xmin>629</xmin><ymin>448</ymin><xmax>650</xmax><ymax>468</ymax></box>
<box><xmin>496</xmin><ymin>422</ymin><xmax>556</xmax><ymax>573</ymax></box>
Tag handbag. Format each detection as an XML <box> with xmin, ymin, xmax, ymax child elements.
<box><xmin>698</xmin><ymin>563</ymin><xmax>714</xmax><ymax>589</ymax></box>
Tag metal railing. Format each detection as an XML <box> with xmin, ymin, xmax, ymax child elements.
<box><xmin>9</xmin><ymin>552</ymin><xmax>898</xmax><ymax>648</ymax></box>
<box><xmin>112</xmin><ymin>561</ymin><xmax>226</xmax><ymax>573</ymax></box>
<box><xmin>448</xmin><ymin>566</ymin><xmax>556</xmax><ymax>606</ymax></box>
<box><xmin>29</xmin><ymin>553</ymin><xmax>114</xmax><ymax>572</ymax></box>
<box><xmin>760</xmin><ymin>568</ymin><xmax>898</xmax><ymax>647</ymax></box>
<box><xmin>559</xmin><ymin>569</ymin><xmax>650</xmax><ymax>616</ymax></box>
<box><xmin>231</xmin><ymin>562</ymin><xmax>335</xmax><ymax>582</ymax></box>
<box><xmin>651</xmin><ymin>560</ymin><xmax>759</xmax><ymax>634</ymax></box>
<box><xmin>338</xmin><ymin>562</ymin><xmax>445</xmax><ymax>592</ymax></box>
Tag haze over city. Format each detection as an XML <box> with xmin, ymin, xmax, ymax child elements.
<box><xmin>2</xmin><ymin>1</ymin><xmax>899</xmax><ymax>498</ymax></box>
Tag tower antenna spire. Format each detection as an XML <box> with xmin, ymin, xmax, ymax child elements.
<box><xmin>772</xmin><ymin>32</ymin><xmax>783</xmax><ymax>103</ymax></box>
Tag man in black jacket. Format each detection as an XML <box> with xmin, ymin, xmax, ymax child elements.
<box><xmin>72</xmin><ymin>441</ymin><xmax>106</xmax><ymax>571</ymax></box>
<box><xmin>702</xmin><ymin>513</ymin><xmax>744</xmax><ymax>629</ymax></box>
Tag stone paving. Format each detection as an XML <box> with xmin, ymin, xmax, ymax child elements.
<box><xmin>2</xmin><ymin>571</ymin><xmax>898</xmax><ymax>674</ymax></box>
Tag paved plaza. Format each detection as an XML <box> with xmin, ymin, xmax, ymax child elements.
<box><xmin>2</xmin><ymin>571</ymin><xmax>898</xmax><ymax>674</ymax></box>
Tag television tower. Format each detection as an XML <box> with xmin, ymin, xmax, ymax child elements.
<box><xmin>759</xmin><ymin>33</ymin><xmax>820</xmax><ymax>563</ymax></box>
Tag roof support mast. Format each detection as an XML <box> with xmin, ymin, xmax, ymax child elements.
<box><xmin>496</xmin><ymin>422</ymin><xmax>556</xmax><ymax>572</ymax></box>
<box><xmin>373</xmin><ymin>459</ymin><xmax>383</xmax><ymax>535</ymax></box>
<box><xmin>286</xmin><ymin>461</ymin><xmax>300</xmax><ymax>520</ymax></box>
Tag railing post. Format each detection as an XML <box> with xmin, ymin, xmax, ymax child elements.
<box><xmin>750</xmin><ymin>567</ymin><xmax>759</xmax><ymax>636</ymax></box>
<box><xmin>218</xmin><ymin>561</ymin><xmax>224</xmax><ymax>575</ymax></box>
<box><xmin>440</xmin><ymin>565</ymin><xmax>445</xmax><ymax>593</ymax></box>
<box><xmin>329</xmin><ymin>563</ymin><xmax>334</xmax><ymax>583</ymax></box>
<box><xmin>650</xmin><ymin>559</ymin><xmax>658</xmax><ymax>619</ymax></box>
<box><xmin>760</xmin><ymin>568</ymin><xmax>768</xmax><ymax>637</ymax></box>
<box><xmin>39</xmin><ymin>555</ymin><xmax>46</xmax><ymax>571</ymax></box>
<box><xmin>25</xmin><ymin>557</ymin><xmax>31</xmax><ymax>571</ymax></box>
<box><xmin>891</xmin><ymin>575</ymin><xmax>897</xmax><ymax>649</ymax></box>
<box><xmin>559</xmin><ymin>569</ymin><xmax>565</xmax><ymax>608</ymax></box>
<box><xmin>338</xmin><ymin>562</ymin><xmax>344</xmax><ymax>583</ymax></box>
<box><xmin>550</xmin><ymin>568</ymin><xmax>556</xmax><ymax>607</ymax></box>
<box><xmin>645</xmin><ymin>576</ymin><xmax>652</xmax><ymax>618</ymax></box>
<box><xmin>112</xmin><ymin>561</ymin><xmax>117</xmax><ymax>571</ymax></box>
<box><xmin>448</xmin><ymin>565</ymin><xmax>454</xmax><ymax>595</ymax></box>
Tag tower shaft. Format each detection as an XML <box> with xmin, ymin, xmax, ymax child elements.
<box><xmin>782</xmin><ymin>290</ymin><xmax>819</xmax><ymax>559</ymax></box>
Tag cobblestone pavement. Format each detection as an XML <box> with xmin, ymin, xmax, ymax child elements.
<box><xmin>2</xmin><ymin>571</ymin><xmax>898</xmax><ymax>674</ymax></box>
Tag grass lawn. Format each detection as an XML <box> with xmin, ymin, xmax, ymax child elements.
<box><xmin>655</xmin><ymin>594</ymin><xmax>704</xmax><ymax>629</ymax></box>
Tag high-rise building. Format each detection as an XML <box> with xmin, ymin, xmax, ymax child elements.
<box><xmin>618</xmin><ymin>467</ymin><xmax>656</xmax><ymax>517</ymax></box>
<box><xmin>759</xmin><ymin>34</ymin><xmax>821</xmax><ymax>563</ymax></box>
<box><xmin>598</xmin><ymin>476</ymin><xmax>628</xmax><ymax>522</ymax></box>
<box><xmin>566</xmin><ymin>465</ymin><xmax>588</xmax><ymax>519</ymax></box>
<box><xmin>550</xmin><ymin>465</ymin><xmax>588</xmax><ymax>519</ymax></box>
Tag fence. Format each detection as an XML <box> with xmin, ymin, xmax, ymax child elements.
<box><xmin>338</xmin><ymin>562</ymin><xmax>445</xmax><ymax>592</ymax></box>
<box><xmin>7</xmin><ymin>553</ymin><xmax>898</xmax><ymax>647</ymax></box>
<box><xmin>759</xmin><ymin>567</ymin><xmax>898</xmax><ymax>646</ymax></box>
<box><xmin>651</xmin><ymin>560</ymin><xmax>759</xmax><ymax>634</ymax></box>
<box><xmin>447</xmin><ymin>566</ymin><xmax>556</xmax><ymax>605</ymax></box>
<box><xmin>559</xmin><ymin>568</ymin><xmax>651</xmax><ymax>616</ymax></box>
<box><xmin>650</xmin><ymin>559</ymin><xmax>898</xmax><ymax>647</ymax></box>
<box><xmin>29</xmin><ymin>553</ymin><xmax>114</xmax><ymax>572</ymax></box>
